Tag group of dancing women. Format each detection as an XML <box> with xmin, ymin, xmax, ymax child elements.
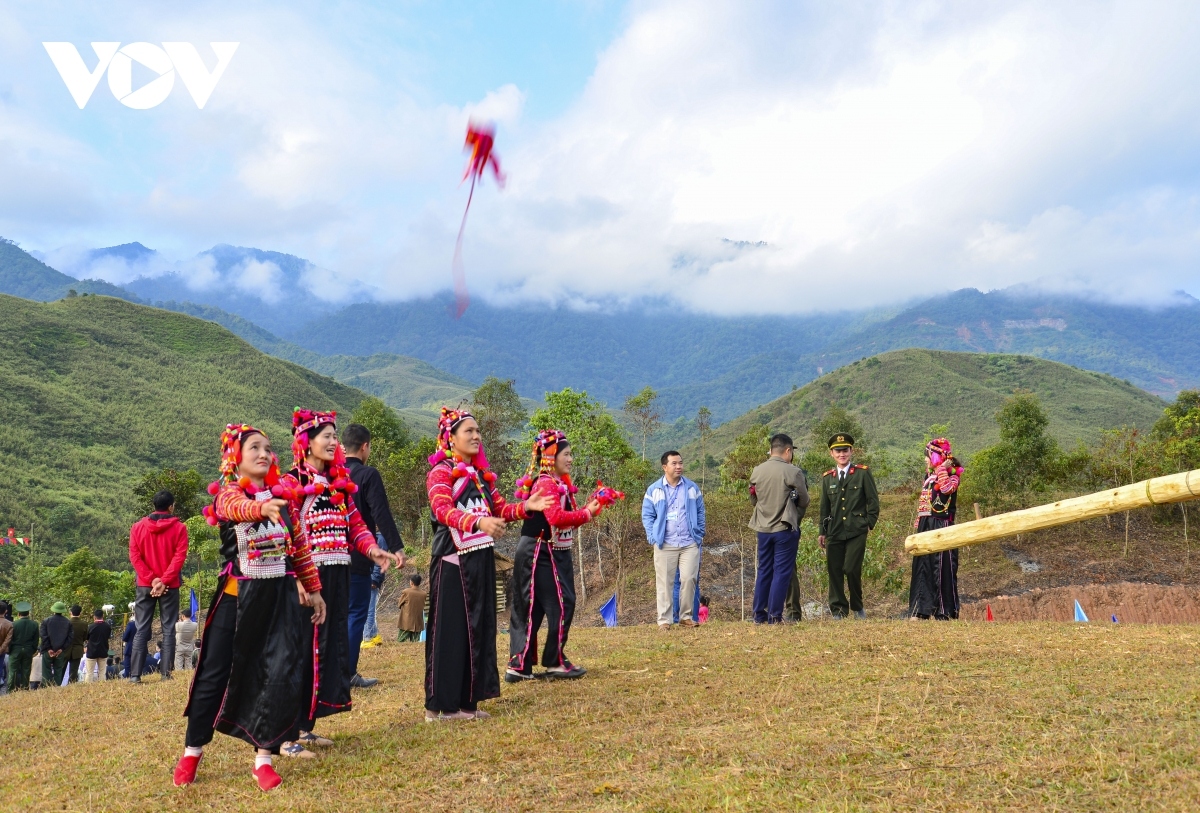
<box><xmin>173</xmin><ymin>406</ymin><xmax>604</xmax><ymax>791</ymax></box>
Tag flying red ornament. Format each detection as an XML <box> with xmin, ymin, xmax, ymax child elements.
<box><xmin>452</xmin><ymin>120</ymin><xmax>506</xmax><ymax>318</ymax></box>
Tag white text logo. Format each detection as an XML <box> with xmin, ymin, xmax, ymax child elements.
<box><xmin>43</xmin><ymin>42</ymin><xmax>239</xmax><ymax>109</ymax></box>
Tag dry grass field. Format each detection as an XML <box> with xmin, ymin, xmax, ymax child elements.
<box><xmin>2</xmin><ymin>620</ymin><xmax>1198</xmax><ymax>812</ymax></box>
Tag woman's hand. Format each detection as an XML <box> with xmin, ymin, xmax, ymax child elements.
<box><xmin>261</xmin><ymin>498</ymin><xmax>289</xmax><ymax>525</ymax></box>
<box><xmin>308</xmin><ymin>591</ymin><xmax>327</xmax><ymax>625</ymax></box>
<box><xmin>585</xmin><ymin>498</ymin><xmax>602</xmax><ymax>515</ymax></box>
<box><xmin>478</xmin><ymin>517</ymin><xmax>507</xmax><ymax>538</ymax></box>
<box><xmin>524</xmin><ymin>493</ymin><xmax>556</xmax><ymax>513</ymax></box>
<box><xmin>297</xmin><ymin>582</ymin><xmax>309</xmax><ymax>607</ymax></box>
<box><xmin>369</xmin><ymin>547</ymin><xmax>396</xmax><ymax>574</ymax></box>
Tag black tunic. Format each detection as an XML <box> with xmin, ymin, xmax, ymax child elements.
<box><xmin>908</xmin><ymin>484</ymin><xmax>960</xmax><ymax>620</ymax></box>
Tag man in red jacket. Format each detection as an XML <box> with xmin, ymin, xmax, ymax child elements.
<box><xmin>128</xmin><ymin>490</ymin><xmax>189</xmax><ymax>683</ymax></box>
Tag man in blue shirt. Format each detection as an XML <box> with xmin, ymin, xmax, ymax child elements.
<box><xmin>642</xmin><ymin>450</ymin><xmax>706</xmax><ymax>629</ymax></box>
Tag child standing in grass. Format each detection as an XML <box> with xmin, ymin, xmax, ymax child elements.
<box><xmin>698</xmin><ymin>596</ymin><xmax>710</xmax><ymax>624</ymax></box>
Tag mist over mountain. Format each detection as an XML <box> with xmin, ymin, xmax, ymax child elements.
<box><xmin>13</xmin><ymin>237</ymin><xmax>1200</xmax><ymax>426</ymax></box>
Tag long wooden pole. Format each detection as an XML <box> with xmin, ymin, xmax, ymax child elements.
<box><xmin>905</xmin><ymin>469</ymin><xmax>1200</xmax><ymax>556</ymax></box>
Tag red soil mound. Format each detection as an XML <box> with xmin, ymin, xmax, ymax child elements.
<box><xmin>961</xmin><ymin>582</ymin><xmax>1200</xmax><ymax>623</ymax></box>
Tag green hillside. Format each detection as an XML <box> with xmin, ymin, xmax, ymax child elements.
<box><xmin>687</xmin><ymin>349</ymin><xmax>1166</xmax><ymax>468</ymax></box>
<box><xmin>0</xmin><ymin>294</ymin><xmax>364</xmax><ymax>566</ymax></box>
<box><xmin>0</xmin><ymin>238</ymin><xmax>137</xmax><ymax>302</ymax></box>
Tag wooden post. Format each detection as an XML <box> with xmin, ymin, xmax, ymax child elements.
<box><xmin>973</xmin><ymin>502</ymin><xmax>982</xmax><ymax>521</ymax></box>
<box><xmin>905</xmin><ymin>469</ymin><xmax>1200</xmax><ymax>556</ymax></box>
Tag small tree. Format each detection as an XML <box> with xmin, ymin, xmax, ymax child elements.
<box><xmin>799</xmin><ymin>406</ymin><xmax>872</xmax><ymax>480</ymax></box>
<box><xmin>472</xmin><ymin>377</ymin><xmax>528</xmax><ymax>490</ymax></box>
<box><xmin>135</xmin><ymin>468</ymin><xmax>204</xmax><ymax>520</ymax></box>
<box><xmin>52</xmin><ymin>547</ymin><xmax>113</xmax><ymax>612</ymax></box>
<box><xmin>962</xmin><ymin>391</ymin><xmax>1060</xmax><ymax>513</ymax></box>
<box><xmin>1088</xmin><ymin>427</ymin><xmax>1159</xmax><ymax>557</ymax></box>
<box><xmin>3</xmin><ymin>545</ymin><xmax>56</xmax><ymax>619</ymax></box>
<box><xmin>720</xmin><ymin>421</ymin><xmax>771</xmax><ymax>491</ymax></box>
<box><xmin>623</xmin><ymin>386</ymin><xmax>662</xmax><ymax>462</ymax></box>
<box><xmin>1153</xmin><ymin>390</ymin><xmax>1200</xmax><ymax>561</ymax></box>
<box><xmin>350</xmin><ymin>396</ymin><xmax>411</xmax><ymax>450</ymax></box>
<box><xmin>531</xmin><ymin>388</ymin><xmax>636</xmax><ymax>493</ymax></box>
<box><xmin>696</xmin><ymin>406</ymin><xmax>713</xmax><ymax>490</ymax></box>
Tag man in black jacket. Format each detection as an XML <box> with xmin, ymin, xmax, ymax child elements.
<box><xmin>83</xmin><ymin>608</ymin><xmax>112</xmax><ymax>682</ymax></box>
<box><xmin>343</xmin><ymin>424</ymin><xmax>406</xmax><ymax>688</ymax></box>
<box><xmin>40</xmin><ymin>602</ymin><xmax>73</xmax><ymax>687</ymax></box>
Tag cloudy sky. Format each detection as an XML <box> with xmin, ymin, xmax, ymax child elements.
<box><xmin>1</xmin><ymin>0</ymin><xmax>1198</xmax><ymax>313</ymax></box>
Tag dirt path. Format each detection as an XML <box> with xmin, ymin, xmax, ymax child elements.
<box><xmin>961</xmin><ymin>581</ymin><xmax>1200</xmax><ymax>623</ymax></box>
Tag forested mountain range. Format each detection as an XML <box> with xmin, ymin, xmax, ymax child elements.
<box><xmin>9</xmin><ymin>236</ymin><xmax>1200</xmax><ymax>427</ymax></box>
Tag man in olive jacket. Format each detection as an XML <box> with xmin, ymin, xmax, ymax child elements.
<box><xmin>8</xmin><ymin>602</ymin><xmax>39</xmax><ymax>691</ymax></box>
<box><xmin>749</xmin><ymin>433</ymin><xmax>811</xmax><ymax>624</ymax></box>
<box><xmin>818</xmin><ymin>434</ymin><xmax>879</xmax><ymax>619</ymax></box>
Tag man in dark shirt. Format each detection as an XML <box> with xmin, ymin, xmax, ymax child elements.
<box><xmin>8</xmin><ymin>602</ymin><xmax>38</xmax><ymax>691</ymax></box>
<box><xmin>40</xmin><ymin>602</ymin><xmax>74</xmax><ymax>687</ymax></box>
<box><xmin>67</xmin><ymin>604</ymin><xmax>88</xmax><ymax>683</ymax></box>
<box><xmin>121</xmin><ymin>606</ymin><xmax>137</xmax><ymax>678</ymax></box>
<box><xmin>343</xmin><ymin>423</ymin><xmax>407</xmax><ymax>688</ymax></box>
<box><xmin>84</xmin><ymin>608</ymin><xmax>112</xmax><ymax>682</ymax></box>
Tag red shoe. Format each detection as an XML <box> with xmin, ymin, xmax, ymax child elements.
<box><xmin>253</xmin><ymin>763</ymin><xmax>283</xmax><ymax>792</ymax></box>
<box><xmin>173</xmin><ymin>754</ymin><xmax>202</xmax><ymax>787</ymax></box>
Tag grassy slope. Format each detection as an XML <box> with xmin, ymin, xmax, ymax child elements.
<box><xmin>688</xmin><ymin>348</ymin><xmax>1166</xmax><ymax>465</ymax></box>
<box><xmin>2</xmin><ymin>623</ymin><xmax>1197</xmax><ymax>811</ymax></box>
<box><xmin>0</xmin><ymin>294</ymin><xmax>364</xmax><ymax>561</ymax></box>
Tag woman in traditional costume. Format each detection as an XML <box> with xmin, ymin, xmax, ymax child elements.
<box><xmin>908</xmin><ymin>438</ymin><xmax>964</xmax><ymax>620</ymax></box>
<box><xmin>278</xmin><ymin>409</ymin><xmax>394</xmax><ymax>752</ymax></box>
<box><xmin>506</xmin><ymin>429</ymin><xmax>603</xmax><ymax>682</ymax></box>
<box><xmin>424</xmin><ymin>407</ymin><xmax>554</xmax><ymax>721</ymax></box>
<box><xmin>174</xmin><ymin>424</ymin><xmax>327</xmax><ymax>792</ymax></box>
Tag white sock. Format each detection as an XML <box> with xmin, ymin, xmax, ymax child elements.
<box><xmin>255</xmin><ymin>754</ymin><xmax>273</xmax><ymax>770</ymax></box>
<box><xmin>184</xmin><ymin>747</ymin><xmax>203</xmax><ymax>758</ymax></box>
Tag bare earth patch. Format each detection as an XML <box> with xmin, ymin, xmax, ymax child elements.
<box><xmin>2</xmin><ymin>621</ymin><xmax>1199</xmax><ymax>812</ymax></box>
<box><xmin>962</xmin><ymin>582</ymin><xmax>1200</xmax><ymax>623</ymax></box>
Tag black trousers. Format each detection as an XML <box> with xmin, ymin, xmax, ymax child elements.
<box><xmin>508</xmin><ymin>538</ymin><xmax>576</xmax><ymax>673</ymax></box>
<box><xmin>909</xmin><ymin>516</ymin><xmax>959</xmax><ymax>619</ymax></box>
<box><xmin>302</xmin><ymin>564</ymin><xmax>352</xmax><ymax>728</ymax></box>
<box><xmin>826</xmin><ymin>533</ymin><xmax>867</xmax><ymax>617</ymax></box>
<box><xmin>425</xmin><ymin>549</ymin><xmax>499</xmax><ymax>713</ymax></box>
<box><xmin>132</xmin><ymin>586</ymin><xmax>179</xmax><ymax>678</ymax></box>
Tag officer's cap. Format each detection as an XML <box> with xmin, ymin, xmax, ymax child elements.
<box><xmin>15</xmin><ymin>600</ymin><xmax>32</xmax><ymax>613</ymax></box>
<box><xmin>827</xmin><ymin>433</ymin><xmax>855</xmax><ymax>449</ymax></box>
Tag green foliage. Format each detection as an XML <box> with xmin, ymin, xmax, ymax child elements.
<box><xmin>182</xmin><ymin>516</ymin><xmax>222</xmax><ymax>614</ymax></box>
<box><xmin>1154</xmin><ymin>389</ymin><xmax>1200</xmax><ymax>470</ymax></box>
<box><xmin>530</xmin><ymin>388</ymin><xmax>638</xmax><ymax>494</ymax></box>
<box><xmin>719</xmin><ymin>421</ymin><xmax>770</xmax><ymax>491</ymax></box>
<box><xmin>379</xmin><ymin>436</ymin><xmax>439</xmax><ymax>546</ymax></box>
<box><xmin>2</xmin><ymin>546</ymin><xmax>56</xmax><ymax>619</ymax></box>
<box><xmin>134</xmin><ymin>468</ymin><xmax>204</xmax><ymax>520</ymax></box>
<box><xmin>798</xmin><ymin>405</ymin><xmax>882</xmax><ymax>480</ymax></box>
<box><xmin>623</xmin><ymin>386</ymin><xmax>662</xmax><ymax>461</ymax></box>
<box><xmin>690</xmin><ymin>350</ymin><xmax>1166</xmax><ymax>480</ymax></box>
<box><xmin>0</xmin><ymin>294</ymin><xmax>363</xmax><ymax>572</ymax></box>
<box><xmin>961</xmin><ymin>391</ymin><xmax>1062</xmax><ymax>511</ymax></box>
<box><xmin>795</xmin><ymin>518</ymin><xmax>905</xmax><ymax>602</ymax></box>
<box><xmin>471</xmin><ymin>377</ymin><xmax>528</xmax><ymax>490</ymax></box>
<box><xmin>350</xmin><ymin>396</ymin><xmax>412</xmax><ymax>450</ymax></box>
<box><xmin>51</xmin><ymin>547</ymin><xmax>113</xmax><ymax>611</ymax></box>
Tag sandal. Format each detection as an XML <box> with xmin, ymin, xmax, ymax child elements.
<box><xmin>297</xmin><ymin>732</ymin><xmax>334</xmax><ymax>747</ymax></box>
<box><xmin>280</xmin><ymin>742</ymin><xmax>316</xmax><ymax>759</ymax></box>
<box><xmin>424</xmin><ymin>710</ymin><xmax>475</xmax><ymax>723</ymax></box>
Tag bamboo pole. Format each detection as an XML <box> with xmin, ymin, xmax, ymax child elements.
<box><xmin>905</xmin><ymin>469</ymin><xmax>1200</xmax><ymax>556</ymax></box>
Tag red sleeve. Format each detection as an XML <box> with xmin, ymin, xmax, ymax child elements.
<box><xmin>935</xmin><ymin>468</ymin><xmax>961</xmax><ymax>494</ymax></box>
<box><xmin>287</xmin><ymin>533</ymin><xmax>322</xmax><ymax>594</ymax></box>
<box><xmin>214</xmin><ymin>485</ymin><xmax>266</xmax><ymax>523</ymax></box>
<box><xmin>344</xmin><ymin>494</ymin><xmax>378</xmax><ymax>556</ymax></box>
<box><xmin>536</xmin><ymin>477</ymin><xmax>592</xmax><ymax>529</ymax></box>
<box><xmin>128</xmin><ymin>521</ymin><xmax>152</xmax><ymax>587</ymax></box>
<box><xmin>492</xmin><ymin>481</ymin><xmax>527</xmax><ymax>523</ymax></box>
<box><xmin>277</xmin><ymin>473</ymin><xmax>309</xmax><ymax>547</ymax></box>
<box><xmin>427</xmin><ymin>465</ymin><xmax>481</xmax><ymax>533</ymax></box>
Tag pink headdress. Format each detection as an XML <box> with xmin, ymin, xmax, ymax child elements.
<box><xmin>201</xmin><ymin>423</ymin><xmax>280</xmax><ymax>525</ymax></box>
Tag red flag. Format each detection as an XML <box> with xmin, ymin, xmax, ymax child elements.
<box><xmin>985</xmin><ymin>603</ymin><xmax>994</xmax><ymax>622</ymax></box>
<box><xmin>452</xmin><ymin>121</ymin><xmax>505</xmax><ymax>318</ymax></box>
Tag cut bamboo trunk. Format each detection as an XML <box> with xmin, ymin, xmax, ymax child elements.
<box><xmin>904</xmin><ymin>470</ymin><xmax>1200</xmax><ymax>556</ymax></box>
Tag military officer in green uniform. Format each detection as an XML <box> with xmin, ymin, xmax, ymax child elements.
<box><xmin>818</xmin><ymin>434</ymin><xmax>879</xmax><ymax>619</ymax></box>
<box><xmin>8</xmin><ymin>601</ymin><xmax>40</xmax><ymax>691</ymax></box>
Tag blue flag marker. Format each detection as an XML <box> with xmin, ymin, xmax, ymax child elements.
<box><xmin>599</xmin><ymin>594</ymin><xmax>618</xmax><ymax>627</ymax></box>
<box><xmin>189</xmin><ymin>588</ymin><xmax>199</xmax><ymax>622</ymax></box>
<box><xmin>1074</xmin><ymin>600</ymin><xmax>1089</xmax><ymax>622</ymax></box>
<box><xmin>1111</xmin><ymin>614</ymin><xmax>1118</xmax><ymax>623</ymax></box>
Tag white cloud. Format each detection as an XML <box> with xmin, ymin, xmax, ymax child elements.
<box><xmin>4</xmin><ymin>1</ymin><xmax>1200</xmax><ymax>312</ymax></box>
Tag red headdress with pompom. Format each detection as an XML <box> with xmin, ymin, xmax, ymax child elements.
<box><xmin>201</xmin><ymin>423</ymin><xmax>280</xmax><ymax>525</ymax></box>
<box><xmin>514</xmin><ymin>429</ymin><xmax>573</xmax><ymax>500</ymax></box>
<box><xmin>926</xmin><ymin>437</ymin><xmax>963</xmax><ymax>475</ymax></box>
<box><xmin>287</xmin><ymin>407</ymin><xmax>358</xmax><ymax>507</ymax></box>
<box><xmin>428</xmin><ymin>405</ymin><xmax>497</xmax><ymax>489</ymax></box>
